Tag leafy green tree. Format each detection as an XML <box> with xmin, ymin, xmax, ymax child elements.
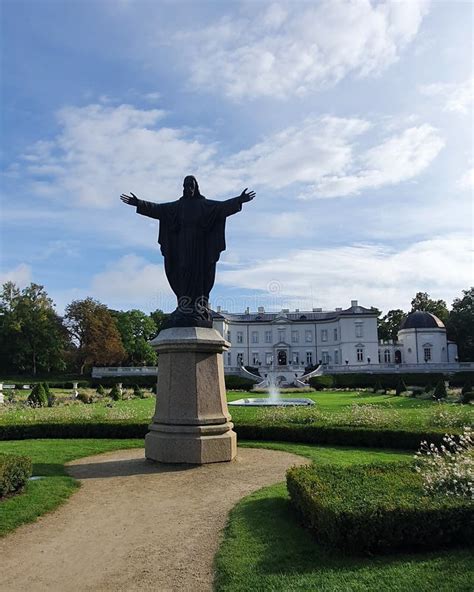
<box><xmin>0</xmin><ymin>282</ymin><xmax>69</xmax><ymax>375</ymax></box>
<box><xmin>410</xmin><ymin>292</ymin><xmax>449</xmax><ymax>324</ymax></box>
<box><xmin>149</xmin><ymin>309</ymin><xmax>168</xmax><ymax>335</ymax></box>
<box><xmin>447</xmin><ymin>288</ymin><xmax>474</xmax><ymax>361</ymax></box>
<box><xmin>64</xmin><ymin>298</ymin><xmax>126</xmax><ymax>374</ymax></box>
<box><xmin>111</xmin><ymin>309</ymin><xmax>157</xmax><ymax>365</ymax></box>
<box><xmin>378</xmin><ymin>309</ymin><xmax>405</xmax><ymax>341</ymax></box>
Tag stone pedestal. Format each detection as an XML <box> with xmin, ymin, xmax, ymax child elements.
<box><xmin>145</xmin><ymin>327</ymin><xmax>237</xmax><ymax>464</ymax></box>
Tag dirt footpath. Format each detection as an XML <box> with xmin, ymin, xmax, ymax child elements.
<box><xmin>0</xmin><ymin>447</ymin><xmax>305</xmax><ymax>592</ymax></box>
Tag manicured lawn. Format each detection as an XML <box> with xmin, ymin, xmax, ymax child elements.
<box><xmin>1</xmin><ymin>390</ymin><xmax>471</xmax><ymax>433</ymax></box>
<box><xmin>0</xmin><ymin>439</ymin><xmax>143</xmax><ymax>536</ymax></box>
<box><xmin>215</xmin><ymin>482</ymin><xmax>473</xmax><ymax>592</ymax></box>
<box><xmin>215</xmin><ymin>440</ymin><xmax>473</xmax><ymax>592</ymax></box>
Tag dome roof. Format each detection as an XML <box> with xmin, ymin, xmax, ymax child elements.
<box><xmin>399</xmin><ymin>311</ymin><xmax>445</xmax><ymax>330</ymax></box>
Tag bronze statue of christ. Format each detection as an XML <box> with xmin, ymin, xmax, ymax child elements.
<box><xmin>121</xmin><ymin>176</ymin><xmax>255</xmax><ymax>328</ymax></box>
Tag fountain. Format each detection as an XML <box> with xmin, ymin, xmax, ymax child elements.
<box><xmin>228</xmin><ymin>371</ymin><xmax>315</xmax><ymax>407</ymax></box>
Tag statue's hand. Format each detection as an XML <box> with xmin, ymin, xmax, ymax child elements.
<box><xmin>239</xmin><ymin>188</ymin><xmax>256</xmax><ymax>203</ymax></box>
<box><xmin>120</xmin><ymin>192</ymin><xmax>139</xmax><ymax>206</ymax></box>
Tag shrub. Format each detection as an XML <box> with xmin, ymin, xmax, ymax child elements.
<box><xmin>0</xmin><ymin>453</ymin><xmax>32</xmax><ymax>498</ymax></box>
<box><xmin>372</xmin><ymin>381</ymin><xmax>385</xmax><ymax>394</ymax></box>
<box><xmin>433</xmin><ymin>381</ymin><xmax>448</xmax><ymax>401</ymax></box>
<box><xmin>27</xmin><ymin>383</ymin><xmax>48</xmax><ymax>407</ymax></box>
<box><xmin>224</xmin><ymin>375</ymin><xmax>256</xmax><ymax>391</ymax></box>
<box><xmin>77</xmin><ymin>391</ymin><xmax>93</xmax><ymax>404</ymax></box>
<box><xmin>286</xmin><ymin>462</ymin><xmax>473</xmax><ymax>554</ymax></box>
<box><xmin>461</xmin><ymin>381</ymin><xmax>472</xmax><ymax>395</ymax></box>
<box><xmin>96</xmin><ymin>384</ymin><xmax>106</xmax><ymax>396</ymax></box>
<box><xmin>109</xmin><ymin>384</ymin><xmax>122</xmax><ymax>401</ymax></box>
<box><xmin>460</xmin><ymin>391</ymin><xmax>474</xmax><ymax>405</ymax></box>
<box><xmin>395</xmin><ymin>378</ymin><xmax>407</xmax><ymax>396</ymax></box>
<box><xmin>132</xmin><ymin>384</ymin><xmax>144</xmax><ymax>398</ymax></box>
<box><xmin>43</xmin><ymin>383</ymin><xmax>56</xmax><ymax>407</ymax></box>
<box><xmin>308</xmin><ymin>375</ymin><xmax>334</xmax><ymax>390</ymax></box>
<box><xmin>449</xmin><ymin>372</ymin><xmax>474</xmax><ymax>388</ymax></box>
<box><xmin>415</xmin><ymin>427</ymin><xmax>473</xmax><ymax>499</ymax></box>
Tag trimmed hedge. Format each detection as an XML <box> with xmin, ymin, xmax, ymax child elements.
<box><xmin>287</xmin><ymin>463</ymin><xmax>473</xmax><ymax>554</ymax></box>
<box><xmin>0</xmin><ymin>420</ymin><xmax>448</xmax><ymax>450</ymax></box>
<box><xmin>309</xmin><ymin>373</ymin><xmax>447</xmax><ymax>390</ymax></box>
<box><xmin>224</xmin><ymin>375</ymin><xmax>257</xmax><ymax>391</ymax></box>
<box><xmin>0</xmin><ymin>453</ymin><xmax>32</xmax><ymax>498</ymax></box>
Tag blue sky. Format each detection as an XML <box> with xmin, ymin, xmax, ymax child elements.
<box><xmin>1</xmin><ymin>0</ymin><xmax>472</xmax><ymax>315</ymax></box>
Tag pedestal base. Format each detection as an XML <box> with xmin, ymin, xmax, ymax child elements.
<box><xmin>145</xmin><ymin>423</ymin><xmax>237</xmax><ymax>464</ymax></box>
<box><xmin>145</xmin><ymin>326</ymin><xmax>237</xmax><ymax>464</ymax></box>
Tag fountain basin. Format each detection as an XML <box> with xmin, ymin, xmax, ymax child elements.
<box><xmin>228</xmin><ymin>397</ymin><xmax>315</xmax><ymax>407</ymax></box>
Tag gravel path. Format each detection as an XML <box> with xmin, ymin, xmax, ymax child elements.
<box><xmin>0</xmin><ymin>447</ymin><xmax>305</xmax><ymax>592</ymax></box>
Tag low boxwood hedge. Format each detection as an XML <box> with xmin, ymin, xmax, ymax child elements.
<box><xmin>286</xmin><ymin>463</ymin><xmax>473</xmax><ymax>554</ymax></box>
<box><xmin>309</xmin><ymin>373</ymin><xmax>447</xmax><ymax>390</ymax></box>
<box><xmin>224</xmin><ymin>375</ymin><xmax>257</xmax><ymax>391</ymax></box>
<box><xmin>0</xmin><ymin>420</ymin><xmax>447</xmax><ymax>450</ymax></box>
<box><xmin>0</xmin><ymin>453</ymin><xmax>32</xmax><ymax>498</ymax></box>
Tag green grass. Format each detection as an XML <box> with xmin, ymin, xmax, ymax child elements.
<box><xmin>0</xmin><ymin>439</ymin><xmax>143</xmax><ymax>536</ymax></box>
<box><xmin>215</xmin><ymin>441</ymin><xmax>474</xmax><ymax>592</ymax></box>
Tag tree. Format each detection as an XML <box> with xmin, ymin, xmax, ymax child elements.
<box><xmin>111</xmin><ymin>309</ymin><xmax>157</xmax><ymax>365</ymax></box>
<box><xmin>447</xmin><ymin>288</ymin><xmax>474</xmax><ymax>361</ymax></box>
<box><xmin>149</xmin><ymin>309</ymin><xmax>168</xmax><ymax>335</ymax></box>
<box><xmin>378</xmin><ymin>309</ymin><xmax>405</xmax><ymax>341</ymax></box>
<box><xmin>64</xmin><ymin>298</ymin><xmax>126</xmax><ymax>374</ymax></box>
<box><xmin>0</xmin><ymin>282</ymin><xmax>69</xmax><ymax>375</ymax></box>
<box><xmin>410</xmin><ymin>292</ymin><xmax>449</xmax><ymax>324</ymax></box>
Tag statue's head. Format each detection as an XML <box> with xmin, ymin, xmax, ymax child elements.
<box><xmin>183</xmin><ymin>175</ymin><xmax>200</xmax><ymax>199</ymax></box>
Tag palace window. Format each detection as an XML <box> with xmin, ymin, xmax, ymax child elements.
<box><xmin>265</xmin><ymin>352</ymin><xmax>272</xmax><ymax>365</ymax></box>
<box><xmin>322</xmin><ymin>351</ymin><xmax>329</xmax><ymax>364</ymax></box>
<box><xmin>237</xmin><ymin>331</ymin><xmax>243</xmax><ymax>344</ymax></box>
<box><xmin>265</xmin><ymin>330</ymin><xmax>272</xmax><ymax>343</ymax></box>
<box><xmin>237</xmin><ymin>353</ymin><xmax>243</xmax><ymax>366</ymax></box>
<box><xmin>251</xmin><ymin>331</ymin><xmax>259</xmax><ymax>344</ymax></box>
<box><xmin>306</xmin><ymin>351</ymin><xmax>313</xmax><ymax>365</ymax></box>
<box><xmin>292</xmin><ymin>351</ymin><xmax>300</xmax><ymax>364</ymax></box>
<box><xmin>356</xmin><ymin>347</ymin><xmax>364</xmax><ymax>362</ymax></box>
<box><xmin>334</xmin><ymin>350</ymin><xmax>339</xmax><ymax>364</ymax></box>
<box><xmin>226</xmin><ymin>331</ymin><xmax>231</xmax><ymax>341</ymax></box>
<box><xmin>252</xmin><ymin>352</ymin><xmax>260</xmax><ymax>365</ymax></box>
<box><xmin>334</xmin><ymin>328</ymin><xmax>338</xmax><ymax>341</ymax></box>
<box><xmin>291</xmin><ymin>330</ymin><xmax>299</xmax><ymax>343</ymax></box>
<box><xmin>305</xmin><ymin>330</ymin><xmax>313</xmax><ymax>343</ymax></box>
<box><xmin>355</xmin><ymin>323</ymin><xmax>364</xmax><ymax>338</ymax></box>
<box><xmin>227</xmin><ymin>352</ymin><xmax>232</xmax><ymax>365</ymax></box>
<box><xmin>321</xmin><ymin>329</ymin><xmax>328</xmax><ymax>342</ymax></box>
<box><xmin>424</xmin><ymin>347</ymin><xmax>432</xmax><ymax>362</ymax></box>
<box><xmin>384</xmin><ymin>349</ymin><xmax>391</xmax><ymax>363</ymax></box>
<box><xmin>278</xmin><ymin>329</ymin><xmax>286</xmax><ymax>342</ymax></box>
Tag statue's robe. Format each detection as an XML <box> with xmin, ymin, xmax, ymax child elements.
<box><xmin>136</xmin><ymin>195</ymin><xmax>242</xmax><ymax>318</ymax></box>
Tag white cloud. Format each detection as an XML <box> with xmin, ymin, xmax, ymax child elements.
<box><xmin>420</xmin><ymin>77</ymin><xmax>474</xmax><ymax>115</ymax></box>
<box><xmin>90</xmin><ymin>254</ymin><xmax>173</xmax><ymax>310</ymax></box>
<box><xmin>178</xmin><ymin>0</ymin><xmax>430</xmax><ymax>100</ymax></box>
<box><xmin>310</xmin><ymin>124</ymin><xmax>444</xmax><ymax>198</ymax></box>
<box><xmin>458</xmin><ymin>167</ymin><xmax>474</xmax><ymax>191</ymax></box>
<box><xmin>218</xmin><ymin>233</ymin><xmax>472</xmax><ymax>312</ymax></box>
<box><xmin>0</xmin><ymin>263</ymin><xmax>32</xmax><ymax>287</ymax></box>
<box><xmin>18</xmin><ymin>104</ymin><xmax>443</xmax><ymax>208</ymax></box>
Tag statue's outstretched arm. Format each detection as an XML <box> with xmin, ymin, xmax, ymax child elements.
<box><xmin>237</xmin><ymin>188</ymin><xmax>256</xmax><ymax>203</ymax></box>
<box><xmin>120</xmin><ymin>192</ymin><xmax>162</xmax><ymax>220</ymax></box>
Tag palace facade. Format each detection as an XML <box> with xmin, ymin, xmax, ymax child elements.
<box><xmin>212</xmin><ymin>302</ymin><xmax>459</xmax><ymax>376</ymax></box>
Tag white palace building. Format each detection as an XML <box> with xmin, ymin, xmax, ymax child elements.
<box><xmin>211</xmin><ymin>301</ymin><xmax>465</xmax><ymax>384</ymax></box>
<box><xmin>93</xmin><ymin>301</ymin><xmax>473</xmax><ymax>383</ymax></box>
